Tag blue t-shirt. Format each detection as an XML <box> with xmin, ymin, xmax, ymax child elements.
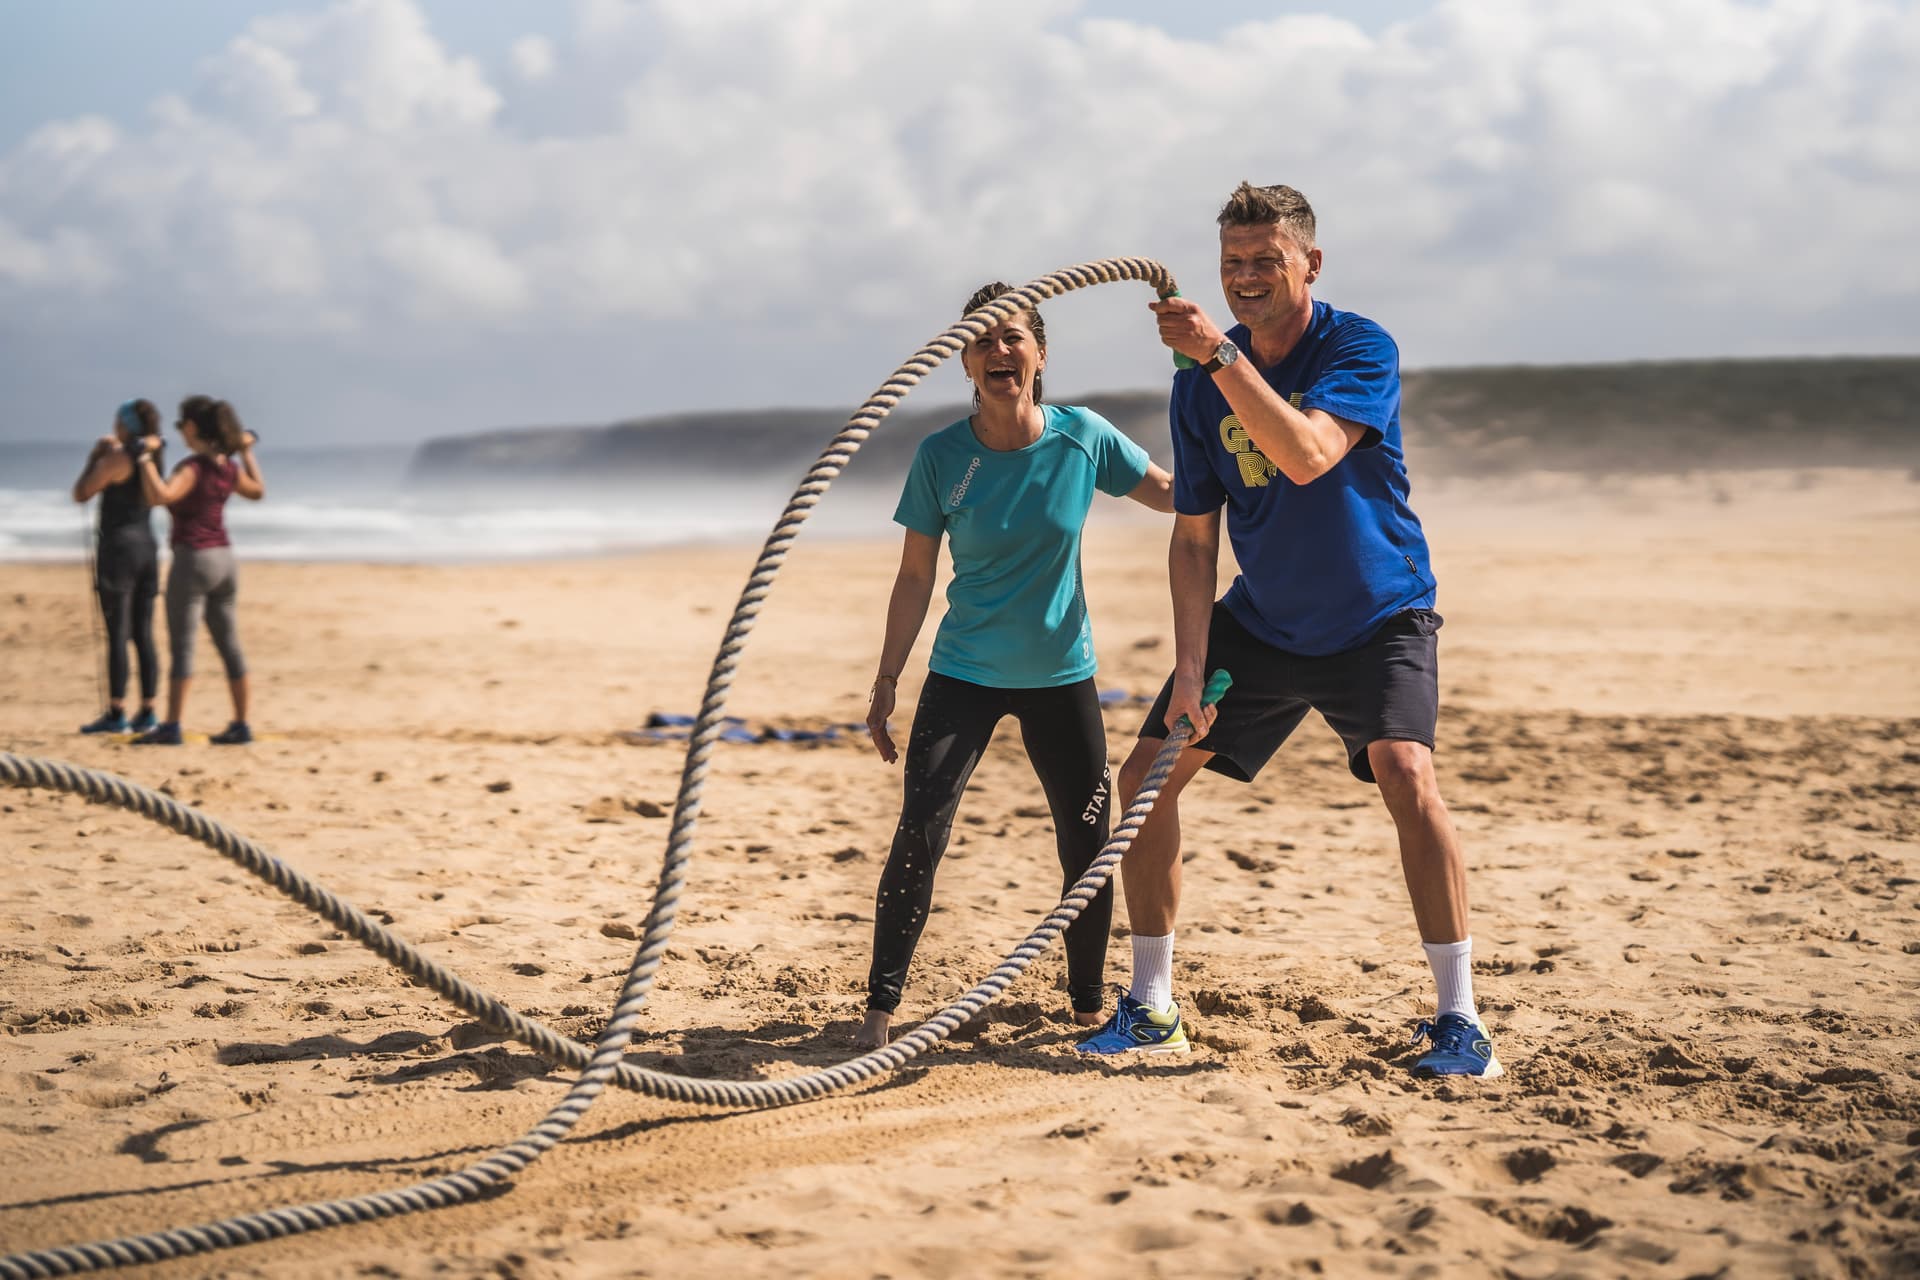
<box><xmin>895</xmin><ymin>403</ymin><xmax>1151</xmax><ymax>688</ymax></box>
<box><xmin>1170</xmin><ymin>299</ymin><xmax>1434</xmax><ymax>657</ymax></box>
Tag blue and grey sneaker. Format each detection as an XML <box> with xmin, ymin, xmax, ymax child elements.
<box><xmin>131</xmin><ymin>721</ymin><xmax>184</xmax><ymax>746</ymax></box>
<box><xmin>127</xmin><ymin>707</ymin><xmax>157</xmax><ymax>733</ymax></box>
<box><xmin>1074</xmin><ymin>994</ymin><xmax>1191</xmax><ymax>1056</ymax></box>
<box><xmin>1409</xmin><ymin>1012</ymin><xmax>1503</xmax><ymax>1078</ymax></box>
<box><xmin>80</xmin><ymin>709</ymin><xmax>128</xmax><ymax>734</ymax></box>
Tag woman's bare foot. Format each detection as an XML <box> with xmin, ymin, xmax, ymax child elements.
<box><xmin>854</xmin><ymin>1009</ymin><xmax>892</xmax><ymax>1049</ymax></box>
<box><xmin>1073</xmin><ymin>1009</ymin><xmax>1103</xmax><ymax>1027</ymax></box>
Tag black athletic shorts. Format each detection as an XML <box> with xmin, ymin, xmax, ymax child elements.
<box><xmin>1138</xmin><ymin>602</ymin><xmax>1443</xmax><ymax>784</ymax></box>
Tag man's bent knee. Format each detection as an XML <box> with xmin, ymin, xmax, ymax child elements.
<box><xmin>1116</xmin><ymin>740</ymin><xmax>1164</xmax><ymax>804</ymax></box>
<box><xmin>1368</xmin><ymin>739</ymin><xmax>1440</xmax><ymax>805</ymax></box>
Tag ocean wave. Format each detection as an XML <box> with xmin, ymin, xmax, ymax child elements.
<box><xmin>0</xmin><ymin>486</ymin><xmax>894</xmax><ymax>563</ymax></box>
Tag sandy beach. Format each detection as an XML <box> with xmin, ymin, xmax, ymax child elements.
<box><xmin>2</xmin><ymin>466</ymin><xmax>1917</xmax><ymax>1278</ymax></box>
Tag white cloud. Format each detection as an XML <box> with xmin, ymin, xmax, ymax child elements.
<box><xmin>0</xmin><ymin>218</ymin><xmax>115</xmax><ymax>289</ymax></box>
<box><xmin>510</xmin><ymin>35</ymin><xmax>556</xmax><ymax>82</ymax></box>
<box><xmin>226</xmin><ymin>208</ymin><xmax>329</xmax><ymax>299</ymax></box>
<box><xmin>0</xmin><ymin>0</ymin><xmax>1915</xmax><ymax>442</ymax></box>
<box><xmin>23</xmin><ymin>115</ymin><xmax>120</xmax><ymax>164</ymax></box>
<box><xmin>379</xmin><ymin>223</ymin><xmax>528</xmax><ymax>312</ymax></box>
<box><xmin>224</xmin><ymin>0</ymin><xmax>500</xmax><ymax>133</ymax></box>
<box><xmin>200</xmin><ymin>34</ymin><xmax>320</xmax><ymax>120</ymax></box>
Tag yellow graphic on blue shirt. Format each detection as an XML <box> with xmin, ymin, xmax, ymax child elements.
<box><xmin>1218</xmin><ymin>392</ymin><xmax>1305</xmax><ymax>488</ymax></box>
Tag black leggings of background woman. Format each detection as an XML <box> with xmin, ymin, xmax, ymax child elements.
<box><xmin>83</xmin><ymin>501</ymin><xmax>107</xmax><ymax>711</ymax></box>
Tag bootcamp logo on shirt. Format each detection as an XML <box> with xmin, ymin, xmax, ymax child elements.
<box><xmin>948</xmin><ymin>455</ymin><xmax>983</xmax><ymax>509</ymax></box>
<box><xmin>1219</xmin><ymin>393</ymin><xmax>1305</xmax><ymax>488</ymax></box>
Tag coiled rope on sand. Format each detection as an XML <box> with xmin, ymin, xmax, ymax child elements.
<box><xmin>0</xmin><ymin>257</ymin><xmax>1219</xmax><ymax>1277</ymax></box>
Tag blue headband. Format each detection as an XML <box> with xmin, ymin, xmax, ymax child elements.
<box><xmin>116</xmin><ymin>401</ymin><xmax>143</xmax><ymax>437</ymax></box>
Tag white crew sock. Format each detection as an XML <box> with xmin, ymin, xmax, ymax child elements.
<box><xmin>1422</xmin><ymin>937</ymin><xmax>1478</xmax><ymax>1021</ymax></box>
<box><xmin>1128</xmin><ymin>932</ymin><xmax>1175</xmax><ymax>1014</ymax></box>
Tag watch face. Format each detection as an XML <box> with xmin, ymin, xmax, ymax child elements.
<box><xmin>1213</xmin><ymin>340</ymin><xmax>1239</xmax><ymax>368</ymax></box>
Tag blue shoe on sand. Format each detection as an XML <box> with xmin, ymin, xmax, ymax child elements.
<box><xmin>131</xmin><ymin>721</ymin><xmax>184</xmax><ymax>746</ymax></box>
<box><xmin>1410</xmin><ymin>1012</ymin><xmax>1503</xmax><ymax>1079</ymax></box>
<box><xmin>210</xmin><ymin>721</ymin><xmax>253</xmax><ymax>745</ymax></box>
<box><xmin>1074</xmin><ymin>994</ymin><xmax>1191</xmax><ymax>1056</ymax></box>
<box><xmin>80</xmin><ymin>709</ymin><xmax>128</xmax><ymax>734</ymax></box>
<box><xmin>128</xmin><ymin>707</ymin><xmax>157</xmax><ymax>733</ymax></box>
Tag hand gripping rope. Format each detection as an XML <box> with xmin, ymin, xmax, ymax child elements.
<box><xmin>0</xmin><ymin>258</ymin><xmax>1226</xmax><ymax>1276</ymax></box>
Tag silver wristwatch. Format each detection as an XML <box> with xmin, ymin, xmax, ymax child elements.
<box><xmin>1199</xmin><ymin>338</ymin><xmax>1240</xmax><ymax>375</ymax></box>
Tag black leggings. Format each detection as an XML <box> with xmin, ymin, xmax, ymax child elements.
<box><xmin>95</xmin><ymin>536</ymin><xmax>159</xmax><ymax>703</ymax></box>
<box><xmin>867</xmin><ymin>673</ymin><xmax>1114</xmax><ymax>1015</ymax></box>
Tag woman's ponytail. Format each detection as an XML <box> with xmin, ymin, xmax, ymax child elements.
<box><xmin>180</xmin><ymin>395</ymin><xmax>248</xmax><ymax>455</ymax></box>
<box><xmin>211</xmin><ymin>401</ymin><xmax>247</xmax><ymax>455</ymax></box>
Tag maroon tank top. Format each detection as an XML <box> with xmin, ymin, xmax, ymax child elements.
<box><xmin>170</xmin><ymin>454</ymin><xmax>236</xmax><ymax>550</ymax></box>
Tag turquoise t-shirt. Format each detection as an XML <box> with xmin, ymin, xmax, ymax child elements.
<box><xmin>894</xmin><ymin>403</ymin><xmax>1150</xmax><ymax>688</ymax></box>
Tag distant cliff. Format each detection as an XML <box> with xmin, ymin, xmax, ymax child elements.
<box><xmin>1399</xmin><ymin>356</ymin><xmax>1918</xmax><ymax>475</ymax></box>
<box><xmin>405</xmin><ymin>356</ymin><xmax>1920</xmax><ymax>490</ymax></box>
<box><xmin>404</xmin><ymin>393</ymin><xmax>1181</xmax><ymax>493</ymax></box>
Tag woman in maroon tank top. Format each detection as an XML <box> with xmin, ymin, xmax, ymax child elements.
<box><xmin>131</xmin><ymin>397</ymin><xmax>267</xmax><ymax>745</ymax></box>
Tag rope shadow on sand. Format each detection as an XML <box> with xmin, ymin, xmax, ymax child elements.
<box><xmin>0</xmin><ymin>1141</ymin><xmax>504</xmax><ymax>1218</ymax></box>
<box><xmin>216</xmin><ymin>1029</ymin><xmax>443</xmax><ymax>1068</ymax></box>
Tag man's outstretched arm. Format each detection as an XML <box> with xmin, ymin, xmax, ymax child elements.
<box><xmin>1164</xmin><ymin>509</ymin><xmax>1222</xmax><ymax>742</ymax></box>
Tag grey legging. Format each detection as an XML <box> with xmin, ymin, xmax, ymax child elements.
<box><xmin>165</xmin><ymin>546</ymin><xmax>246</xmax><ymax>680</ymax></box>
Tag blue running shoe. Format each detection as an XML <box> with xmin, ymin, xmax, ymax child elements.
<box><xmin>210</xmin><ymin>720</ymin><xmax>253</xmax><ymax>745</ymax></box>
<box><xmin>1409</xmin><ymin>1012</ymin><xmax>1503</xmax><ymax>1079</ymax></box>
<box><xmin>131</xmin><ymin>721</ymin><xmax>184</xmax><ymax>746</ymax></box>
<box><xmin>1075</xmin><ymin>994</ymin><xmax>1191</xmax><ymax>1056</ymax></box>
<box><xmin>80</xmin><ymin>709</ymin><xmax>128</xmax><ymax>734</ymax></box>
<box><xmin>128</xmin><ymin>707</ymin><xmax>157</xmax><ymax>733</ymax></box>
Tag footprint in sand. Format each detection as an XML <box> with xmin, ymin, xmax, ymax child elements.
<box><xmin>1505</xmin><ymin>1145</ymin><xmax>1556</xmax><ymax>1182</ymax></box>
<box><xmin>1331</xmin><ymin>1150</ymin><xmax>1403</xmax><ymax>1190</ymax></box>
<box><xmin>1224</xmin><ymin>849</ymin><xmax>1277</xmax><ymax>873</ymax></box>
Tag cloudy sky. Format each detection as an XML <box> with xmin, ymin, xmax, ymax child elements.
<box><xmin>3</xmin><ymin>0</ymin><xmax>1915</xmax><ymax>446</ymax></box>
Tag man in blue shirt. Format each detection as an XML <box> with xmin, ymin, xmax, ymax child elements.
<box><xmin>1076</xmin><ymin>183</ymin><xmax>1500</xmax><ymax>1078</ymax></box>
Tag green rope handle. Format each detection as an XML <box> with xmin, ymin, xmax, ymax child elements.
<box><xmin>1160</xmin><ymin>286</ymin><xmax>1198</xmax><ymax>370</ymax></box>
<box><xmin>1181</xmin><ymin>669</ymin><xmax>1233</xmax><ymax>728</ymax></box>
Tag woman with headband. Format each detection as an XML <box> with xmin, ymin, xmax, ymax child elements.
<box><xmin>70</xmin><ymin>399</ymin><xmax>164</xmax><ymax>735</ymax></box>
<box><xmin>130</xmin><ymin>395</ymin><xmax>266</xmax><ymax>746</ymax></box>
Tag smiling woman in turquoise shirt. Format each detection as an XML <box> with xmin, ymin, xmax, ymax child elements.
<box><xmin>856</xmin><ymin>280</ymin><xmax>1175</xmax><ymax>1051</ymax></box>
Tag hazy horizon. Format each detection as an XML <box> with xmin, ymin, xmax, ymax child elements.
<box><xmin>17</xmin><ymin>349</ymin><xmax>1918</xmax><ymax>459</ymax></box>
<box><xmin>10</xmin><ymin>350</ymin><xmax>1914</xmax><ymax>564</ymax></box>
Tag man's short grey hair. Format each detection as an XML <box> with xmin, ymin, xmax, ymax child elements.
<box><xmin>1217</xmin><ymin>181</ymin><xmax>1316</xmax><ymax>249</ymax></box>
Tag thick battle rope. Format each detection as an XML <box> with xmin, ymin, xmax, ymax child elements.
<box><xmin>0</xmin><ymin>257</ymin><xmax>1198</xmax><ymax>1277</ymax></box>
